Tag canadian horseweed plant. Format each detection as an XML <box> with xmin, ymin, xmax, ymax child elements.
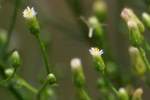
<box><xmin>0</xmin><ymin>0</ymin><xmax>150</xmax><ymax>100</ymax></box>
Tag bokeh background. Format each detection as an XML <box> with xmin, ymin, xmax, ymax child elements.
<box><xmin>0</xmin><ymin>0</ymin><xmax>149</xmax><ymax>99</ymax></box>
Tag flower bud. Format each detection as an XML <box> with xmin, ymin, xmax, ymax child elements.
<box><xmin>129</xmin><ymin>46</ymin><xmax>146</xmax><ymax>76</ymax></box>
<box><xmin>93</xmin><ymin>0</ymin><xmax>107</xmax><ymax>21</ymax></box>
<box><xmin>70</xmin><ymin>58</ymin><xmax>85</xmax><ymax>88</ymax></box>
<box><xmin>127</xmin><ymin>20</ymin><xmax>143</xmax><ymax>46</ymax></box>
<box><xmin>121</xmin><ymin>8</ymin><xmax>145</xmax><ymax>46</ymax></box>
<box><xmin>0</xmin><ymin>29</ymin><xmax>8</xmax><ymax>47</ymax></box>
<box><xmin>132</xmin><ymin>88</ymin><xmax>143</xmax><ymax>100</ymax></box>
<box><xmin>9</xmin><ymin>50</ymin><xmax>21</xmax><ymax>67</ymax></box>
<box><xmin>142</xmin><ymin>12</ymin><xmax>150</xmax><ymax>29</ymax></box>
<box><xmin>89</xmin><ymin>47</ymin><xmax>105</xmax><ymax>72</ymax></box>
<box><xmin>4</xmin><ymin>68</ymin><xmax>14</xmax><ymax>77</ymax></box>
<box><xmin>118</xmin><ymin>88</ymin><xmax>129</xmax><ymax>100</ymax></box>
<box><xmin>121</xmin><ymin>8</ymin><xmax>145</xmax><ymax>33</ymax></box>
<box><xmin>47</xmin><ymin>73</ymin><xmax>56</xmax><ymax>85</ymax></box>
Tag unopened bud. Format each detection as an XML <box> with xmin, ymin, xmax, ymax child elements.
<box><xmin>70</xmin><ymin>58</ymin><xmax>82</xmax><ymax>71</ymax></box>
<box><xmin>128</xmin><ymin>20</ymin><xmax>143</xmax><ymax>46</ymax></box>
<box><xmin>5</xmin><ymin>68</ymin><xmax>14</xmax><ymax>77</ymax></box>
<box><xmin>121</xmin><ymin>8</ymin><xmax>145</xmax><ymax>33</ymax></box>
<box><xmin>118</xmin><ymin>88</ymin><xmax>129</xmax><ymax>100</ymax></box>
<box><xmin>70</xmin><ymin>58</ymin><xmax>85</xmax><ymax>88</ymax></box>
<box><xmin>47</xmin><ymin>73</ymin><xmax>56</xmax><ymax>85</ymax></box>
<box><xmin>132</xmin><ymin>88</ymin><xmax>143</xmax><ymax>100</ymax></box>
<box><xmin>93</xmin><ymin>0</ymin><xmax>107</xmax><ymax>21</ymax></box>
<box><xmin>129</xmin><ymin>46</ymin><xmax>146</xmax><ymax>76</ymax></box>
<box><xmin>142</xmin><ymin>12</ymin><xmax>150</xmax><ymax>29</ymax></box>
<box><xmin>9</xmin><ymin>50</ymin><xmax>21</xmax><ymax>67</ymax></box>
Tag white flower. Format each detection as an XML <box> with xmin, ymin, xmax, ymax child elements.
<box><xmin>89</xmin><ymin>47</ymin><xmax>103</xmax><ymax>56</ymax></box>
<box><xmin>23</xmin><ymin>6</ymin><xmax>37</xmax><ymax>19</ymax></box>
<box><xmin>121</xmin><ymin>8</ymin><xmax>132</xmax><ymax>21</ymax></box>
<box><xmin>70</xmin><ymin>58</ymin><xmax>81</xmax><ymax>70</ymax></box>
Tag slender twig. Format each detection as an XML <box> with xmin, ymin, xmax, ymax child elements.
<box><xmin>8</xmin><ymin>84</ymin><xmax>25</xmax><ymax>100</ymax></box>
<box><xmin>102</xmin><ymin>68</ymin><xmax>118</xmax><ymax>95</ymax></box>
<box><xmin>6</xmin><ymin>0</ymin><xmax>21</xmax><ymax>48</ymax></box>
<box><xmin>35</xmin><ymin>34</ymin><xmax>50</xmax><ymax>74</ymax></box>
<box><xmin>0</xmin><ymin>59</ymin><xmax>38</xmax><ymax>95</ymax></box>
<box><xmin>36</xmin><ymin>80</ymin><xmax>49</xmax><ymax>100</ymax></box>
<box><xmin>17</xmin><ymin>77</ymin><xmax>38</xmax><ymax>94</ymax></box>
<box><xmin>138</xmin><ymin>46</ymin><xmax>150</xmax><ymax>71</ymax></box>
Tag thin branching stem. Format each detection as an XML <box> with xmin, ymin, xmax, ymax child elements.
<box><xmin>36</xmin><ymin>34</ymin><xmax>50</xmax><ymax>74</ymax></box>
<box><xmin>6</xmin><ymin>0</ymin><xmax>21</xmax><ymax>48</ymax></box>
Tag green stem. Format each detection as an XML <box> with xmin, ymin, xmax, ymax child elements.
<box><xmin>18</xmin><ymin>77</ymin><xmax>38</xmax><ymax>94</ymax></box>
<box><xmin>101</xmin><ymin>71</ymin><xmax>118</xmax><ymax>96</ymax></box>
<box><xmin>6</xmin><ymin>0</ymin><xmax>21</xmax><ymax>48</ymax></box>
<box><xmin>76</xmin><ymin>88</ymin><xmax>91</xmax><ymax>100</ymax></box>
<box><xmin>36</xmin><ymin>80</ymin><xmax>49</xmax><ymax>100</ymax></box>
<box><xmin>36</xmin><ymin>34</ymin><xmax>50</xmax><ymax>74</ymax></box>
<box><xmin>8</xmin><ymin>84</ymin><xmax>25</xmax><ymax>100</ymax></box>
<box><xmin>0</xmin><ymin>60</ymin><xmax>38</xmax><ymax>94</ymax></box>
<box><xmin>138</xmin><ymin>47</ymin><xmax>150</xmax><ymax>71</ymax></box>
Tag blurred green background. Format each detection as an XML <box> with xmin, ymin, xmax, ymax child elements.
<box><xmin>0</xmin><ymin>0</ymin><xmax>149</xmax><ymax>99</ymax></box>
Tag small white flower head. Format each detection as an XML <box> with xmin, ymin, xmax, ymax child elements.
<box><xmin>121</xmin><ymin>8</ymin><xmax>132</xmax><ymax>21</ymax></box>
<box><xmin>89</xmin><ymin>47</ymin><xmax>103</xmax><ymax>57</ymax></box>
<box><xmin>70</xmin><ymin>58</ymin><xmax>81</xmax><ymax>70</ymax></box>
<box><xmin>23</xmin><ymin>6</ymin><xmax>37</xmax><ymax>19</ymax></box>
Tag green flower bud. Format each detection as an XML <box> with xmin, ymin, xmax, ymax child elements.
<box><xmin>0</xmin><ymin>30</ymin><xmax>8</xmax><ymax>47</ymax></box>
<box><xmin>4</xmin><ymin>68</ymin><xmax>14</xmax><ymax>77</ymax></box>
<box><xmin>47</xmin><ymin>73</ymin><xmax>56</xmax><ymax>85</ymax></box>
<box><xmin>132</xmin><ymin>88</ymin><xmax>143</xmax><ymax>100</ymax></box>
<box><xmin>127</xmin><ymin>20</ymin><xmax>143</xmax><ymax>46</ymax></box>
<box><xmin>118</xmin><ymin>88</ymin><xmax>129</xmax><ymax>100</ymax></box>
<box><xmin>71</xmin><ymin>58</ymin><xmax>91</xmax><ymax>100</ymax></box>
<box><xmin>121</xmin><ymin>8</ymin><xmax>145</xmax><ymax>33</ymax></box>
<box><xmin>9</xmin><ymin>50</ymin><xmax>21</xmax><ymax>67</ymax></box>
<box><xmin>142</xmin><ymin>12</ymin><xmax>150</xmax><ymax>29</ymax></box>
<box><xmin>70</xmin><ymin>58</ymin><xmax>85</xmax><ymax>88</ymax></box>
<box><xmin>129</xmin><ymin>46</ymin><xmax>146</xmax><ymax>76</ymax></box>
<box><xmin>93</xmin><ymin>0</ymin><xmax>107</xmax><ymax>21</ymax></box>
